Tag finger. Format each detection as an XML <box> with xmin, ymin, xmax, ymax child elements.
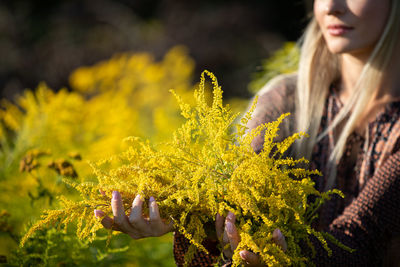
<box><xmin>223</xmin><ymin>227</ymin><xmax>230</xmax><ymax>246</ymax></box>
<box><xmin>160</xmin><ymin>217</ymin><xmax>175</xmax><ymax>235</ymax></box>
<box><xmin>149</xmin><ymin>196</ymin><xmax>161</xmax><ymax>222</ymax></box>
<box><xmin>129</xmin><ymin>194</ymin><xmax>148</xmax><ymax>231</ymax></box>
<box><xmin>112</xmin><ymin>191</ymin><xmax>125</xmax><ymax>218</ymax></box>
<box><xmin>215</xmin><ymin>213</ymin><xmax>224</xmax><ymax>241</ymax></box>
<box><xmin>95</xmin><ymin>209</ymin><xmax>114</xmax><ymax>229</ymax></box>
<box><xmin>101</xmin><ymin>216</ymin><xmax>114</xmax><ymax>229</ymax></box>
<box><xmin>111</xmin><ymin>191</ymin><xmax>131</xmax><ymax>231</ymax></box>
<box><xmin>94</xmin><ymin>209</ymin><xmax>105</xmax><ymax>219</ymax></box>
<box><xmin>100</xmin><ymin>216</ymin><xmax>126</xmax><ymax>232</ymax></box>
<box><xmin>226</xmin><ymin>211</ymin><xmax>236</xmax><ymax>223</ymax></box>
<box><xmin>225</xmin><ymin>221</ymin><xmax>239</xmax><ymax>251</ymax></box>
<box><xmin>166</xmin><ymin>218</ymin><xmax>175</xmax><ymax>232</ymax></box>
<box><xmin>239</xmin><ymin>250</ymin><xmax>262</xmax><ymax>266</ymax></box>
<box><xmin>149</xmin><ymin>196</ymin><xmax>168</xmax><ymax>236</ymax></box>
<box><xmin>272</xmin><ymin>228</ymin><xmax>287</xmax><ymax>252</ymax></box>
<box><xmin>149</xmin><ymin>197</ymin><xmax>174</xmax><ymax>236</ymax></box>
<box><xmin>225</xmin><ymin>212</ymin><xmax>239</xmax><ymax>251</ymax></box>
<box><xmin>222</xmin><ymin>229</ymin><xmax>233</xmax><ymax>259</ymax></box>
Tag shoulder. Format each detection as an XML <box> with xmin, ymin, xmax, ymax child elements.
<box><xmin>248</xmin><ymin>73</ymin><xmax>297</xmax><ymax>127</ymax></box>
<box><xmin>246</xmin><ymin>74</ymin><xmax>297</xmax><ymax>153</ymax></box>
<box><xmin>255</xmin><ymin>73</ymin><xmax>297</xmax><ymax>105</ymax></box>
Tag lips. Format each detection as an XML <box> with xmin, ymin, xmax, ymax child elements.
<box><xmin>327</xmin><ymin>24</ymin><xmax>354</xmax><ymax>36</ymax></box>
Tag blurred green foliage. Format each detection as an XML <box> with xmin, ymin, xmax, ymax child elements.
<box><xmin>0</xmin><ymin>47</ymin><xmax>197</xmax><ymax>266</ymax></box>
<box><xmin>249</xmin><ymin>42</ymin><xmax>299</xmax><ymax>94</ymax></box>
<box><xmin>4</xmin><ymin>214</ymin><xmax>174</xmax><ymax>267</ymax></box>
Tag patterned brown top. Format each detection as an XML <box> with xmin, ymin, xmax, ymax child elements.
<box><xmin>173</xmin><ymin>75</ymin><xmax>400</xmax><ymax>266</ymax></box>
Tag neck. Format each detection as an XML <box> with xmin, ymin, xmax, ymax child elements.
<box><xmin>338</xmin><ymin>53</ymin><xmax>369</xmax><ymax>103</ymax></box>
<box><xmin>339</xmin><ymin>50</ymin><xmax>400</xmax><ymax>103</ymax></box>
<box><xmin>337</xmin><ymin>50</ymin><xmax>400</xmax><ymax>134</ymax></box>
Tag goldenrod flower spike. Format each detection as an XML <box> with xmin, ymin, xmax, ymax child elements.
<box><xmin>21</xmin><ymin>71</ymin><xmax>351</xmax><ymax>266</ymax></box>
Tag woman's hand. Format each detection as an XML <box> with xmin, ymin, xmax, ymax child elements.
<box><xmin>215</xmin><ymin>212</ymin><xmax>287</xmax><ymax>266</ymax></box>
<box><xmin>94</xmin><ymin>191</ymin><xmax>174</xmax><ymax>239</ymax></box>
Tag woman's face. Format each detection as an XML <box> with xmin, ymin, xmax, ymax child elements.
<box><xmin>314</xmin><ymin>0</ymin><xmax>391</xmax><ymax>58</ymax></box>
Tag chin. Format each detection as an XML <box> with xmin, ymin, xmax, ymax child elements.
<box><xmin>327</xmin><ymin>44</ymin><xmax>373</xmax><ymax>58</ymax></box>
<box><xmin>326</xmin><ymin>46</ymin><xmax>347</xmax><ymax>54</ymax></box>
<box><xmin>325</xmin><ymin>42</ymin><xmax>355</xmax><ymax>55</ymax></box>
<box><xmin>323</xmin><ymin>36</ymin><xmax>355</xmax><ymax>54</ymax></box>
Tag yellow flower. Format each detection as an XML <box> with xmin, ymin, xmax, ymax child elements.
<box><xmin>21</xmin><ymin>70</ymin><xmax>351</xmax><ymax>267</ymax></box>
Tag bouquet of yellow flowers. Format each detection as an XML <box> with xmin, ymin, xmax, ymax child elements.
<box><xmin>21</xmin><ymin>71</ymin><xmax>350</xmax><ymax>266</ymax></box>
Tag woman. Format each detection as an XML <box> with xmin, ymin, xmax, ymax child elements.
<box><xmin>95</xmin><ymin>0</ymin><xmax>400</xmax><ymax>265</ymax></box>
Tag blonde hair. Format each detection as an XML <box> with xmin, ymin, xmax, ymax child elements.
<box><xmin>294</xmin><ymin>1</ymin><xmax>400</xmax><ymax>190</ymax></box>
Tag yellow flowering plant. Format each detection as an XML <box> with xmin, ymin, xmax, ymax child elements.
<box><xmin>21</xmin><ymin>70</ymin><xmax>351</xmax><ymax>266</ymax></box>
<box><xmin>0</xmin><ymin>46</ymin><xmax>198</xmax><ymax>266</ymax></box>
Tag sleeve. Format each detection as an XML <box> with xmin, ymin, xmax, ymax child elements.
<box><xmin>309</xmin><ymin>151</ymin><xmax>400</xmax><ymax>266</ymax></box>
<box><xmin>173</xmin><ymin>232</ymin><xmax>220</xmax><ymax>267</ymax></box>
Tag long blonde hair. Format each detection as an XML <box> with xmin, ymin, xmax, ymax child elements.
<box><xmin>294</xmin><ymin>1</ymin><xmax>400</xmax><ymax>190</ymax></box>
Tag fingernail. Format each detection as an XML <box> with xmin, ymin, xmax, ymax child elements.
<box><xmin>149</xmin><ymin>196</ymin><xmax>155</xmax><ymax>202</ymax></box>
<box><xmin>226</xmin><ymin>221</ymin><xmax>233</xmax><ymax>234</ymax></box>
<box><xmin>277</xmin><ymin>229</ymin><xmax>282</xmax><ymax>239</ymax></box>
<box><xmin>227</xmin><ymin>211</ymin><xmax>235</xmax><ymax>221</ymax></box>
<box><xmin>94</xmin><ymin>209</ymin><xmax>104</xmax><ymax>218</ymax></box>
<box><xmin>239</xmin><ymin>251</ymin><xmax>246</xmax><ymax>260</ymax></box>
<box><xmin>112</xmin><ymin>191</ymin><xmax>119</xmax><ymax>200</ymax></box>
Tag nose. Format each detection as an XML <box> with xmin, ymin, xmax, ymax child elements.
<box><xmin>324</xmin><ymin>0</ymin><xmax>346</xmax><ymax>15</ymax></box>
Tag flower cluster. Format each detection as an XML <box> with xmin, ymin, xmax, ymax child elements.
<box><xmin>0</xmin><ymin>46</ymin><xmax>197</xmax><ymax>266</ymax></box>
<box><xmin>21</xmin><ymin>71</ymin><xmax>350</xmax><ymax>266</ymax></box>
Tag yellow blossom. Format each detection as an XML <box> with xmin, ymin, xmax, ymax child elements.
<box><xmin>21</xmin><ymin>71</ymin><xmax>352</xmax><ymax>266</ymax></box>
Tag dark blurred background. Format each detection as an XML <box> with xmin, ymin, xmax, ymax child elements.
<box><xmin>0</xmin><ymin>0</ymin><xmax>311</xmax><ymax>100</ymax></box>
